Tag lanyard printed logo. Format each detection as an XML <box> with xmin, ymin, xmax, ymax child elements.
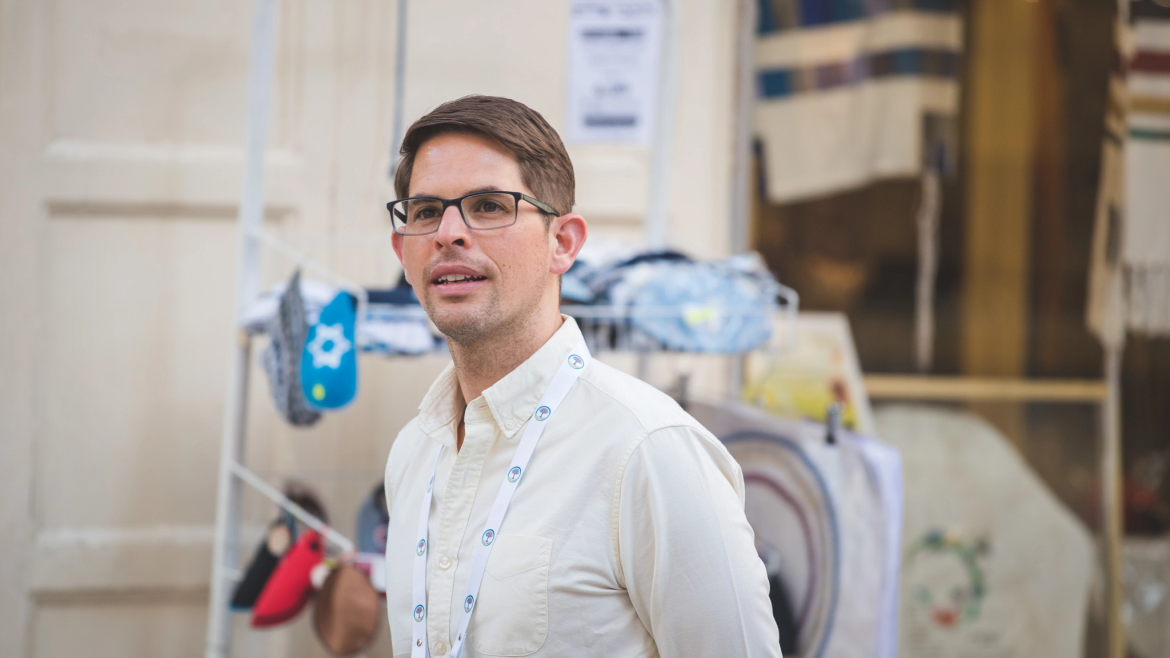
<box><xmin>412</xmin><ymin>339</ymin><xmax>591</xmax><ymax>658</ymax></box>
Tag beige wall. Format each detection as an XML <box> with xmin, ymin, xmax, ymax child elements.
<box><xmin>0</xmin><ymin>0</ymin><xmax>740</xmax><ymax>656</ymax></box>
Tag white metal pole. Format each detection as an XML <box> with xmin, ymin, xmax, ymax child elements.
<box><xmin>230</xmin><ymin>462</ymin><xmax>356</xmax><ymax>553</ymax></box>
<box><xmin>206</xmin><ymin>0</ymin><xmax>279</xmax><ymax>655</ymax></box>
<box><xmin>728</xmin><ymin>0</ymin><xmax>758</xmax><ymax>400</ymax></box>
<box><xmin>388</xmin><ymin>0</ymin><xmax>408</xmax><ymax>179</ymax></box>
<box><xmin>645</xmin><ymin>0</ymin><xmax>681</xmax><ymax>249</ymax></box>
<box><xmin>730</xmin><ymin>0</ymin><xmax>757</xmax><ymax>256</ymax></box>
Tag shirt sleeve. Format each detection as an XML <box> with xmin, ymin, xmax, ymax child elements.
<box><xmin>618</xmin><ymin>426</ymin><xmax>782</xmax><ymax>658</ymax></box>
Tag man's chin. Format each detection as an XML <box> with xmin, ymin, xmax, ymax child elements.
<box><xmin>426</xmin><ymin>303</ymin><xmax>491</xmax><ymax>343</ymax></box>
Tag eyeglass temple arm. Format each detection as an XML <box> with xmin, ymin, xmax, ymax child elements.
<box><xmin>522</xmin><ymin>194</ymin><xmax>559</xmax><ymax>216</ymax></box>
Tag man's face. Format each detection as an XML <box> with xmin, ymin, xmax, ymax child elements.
<box><xmin>391</xmin><ymin>132</ymin><xmax>558</xmax><ymax>344</ymax></box>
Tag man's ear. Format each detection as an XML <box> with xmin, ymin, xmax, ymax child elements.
<box><xmin>549</xmin><ymin>213</ymin><xmax>587</xmax><ymax>275</ymax></box>
<box><xmin>391</xmin><ymin>231</ymin><xmax>409</xmax><ymax>285</ymax></box>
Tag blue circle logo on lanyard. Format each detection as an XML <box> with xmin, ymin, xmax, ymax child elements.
<box><xmin>416</xmin><ymin>539</ymin><xmax>426</xmax><ymax>556</ymax></box>
<box><xmin>535</xmin><ymin>406</ymin><xmax>551</xmax><ymax>421</ymax></box>
<box><xmin>414</xmin><ymin>604</ymin><xmax>425</xmax><ymax>622</ymax></box>
<box><xmin>464</xmin><ymin>595</ymin><xmax>475</xmax><ymax>613</ymax></box>
<box><xmin>568</xmin><ymin>354</ymin><xmax>585</xmax><ymax>369</ymax></box>
<box><xmin>481</xmin><ymin>529</ymin><xmax>495</xmax><ymax>546</ymax></box>
<box><xmin>507</xmin><ymin>466</ymin><xmax>522</xmax><ymax>483</ymax></box>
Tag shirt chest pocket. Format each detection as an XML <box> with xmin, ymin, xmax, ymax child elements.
<box><xmin>469</xmin><ymin>535</ymin><xmax>551</xmax><ymax>656</ymax></box>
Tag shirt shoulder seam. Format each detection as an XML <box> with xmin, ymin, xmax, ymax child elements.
<box><xmin>607</xmin><ymin>420</ymin><xmax>716</xmax><ymax>588</ymax></box>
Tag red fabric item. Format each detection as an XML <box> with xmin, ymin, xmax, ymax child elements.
<box><xmin>251</xmin><ymin>529</ymin><xmax>324</xmax><ymax>628</ymax></box>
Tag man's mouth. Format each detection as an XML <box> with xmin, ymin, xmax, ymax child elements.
<box><xmin>433</xmin><ymin>273</ymin><xmax>487</xmax><ymax>285</ymax></box>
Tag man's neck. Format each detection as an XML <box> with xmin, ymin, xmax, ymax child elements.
<box><xmin>449</xmin><ymin>310</ymin><xmax>564</xmax><ymax>415</ymax></box>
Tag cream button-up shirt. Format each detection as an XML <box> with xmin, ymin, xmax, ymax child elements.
<box><xmin>384</xmin><ymin>317</ymin><xmax>781</xmax><ymax>657</ymax></box>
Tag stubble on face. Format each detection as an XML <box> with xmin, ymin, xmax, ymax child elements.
<box><xmin>422</xmin><ymin>249</ymin><xmax>549</xmax><ymax>350</ymax></box>
<box><xmin>403</xmin><ymin>134</ymin><xmax>554</xmax><ymax>351</ymax></box>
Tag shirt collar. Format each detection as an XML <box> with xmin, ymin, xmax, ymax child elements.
<box><xmin>416</xmin><ymin>315</ymin><xmax>585</xmax><ymax>445</ymax></box>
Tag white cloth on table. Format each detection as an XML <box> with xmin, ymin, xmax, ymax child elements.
<box><xmin>688</xmin><ymin>399</ymin><xmax>903</xmax><ymax>658</ymax></box>
<box><xmin>874</xmin><ymin>405</ymin><xmax>1093</xmax><ymax>658</ymax></box>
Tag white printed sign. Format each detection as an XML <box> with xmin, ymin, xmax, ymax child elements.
<box><xmin>566</xmin><ymin>1</ymin><xmax>662</xmax><ymax>144</ymax></box>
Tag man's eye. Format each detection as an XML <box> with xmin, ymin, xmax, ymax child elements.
<box><xmin>480</xmin><ymin>202</ymin><xmax>501</xmax><ymax>212</ymax></box>
<box><xmin>412</xmin><ymin>207</ymin><xmax>440</xmax><ymax>220</ymax></box>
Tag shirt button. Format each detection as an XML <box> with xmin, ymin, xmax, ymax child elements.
<box><xmin>505</xmin><ymin>419</ymin><xmax>516</xmax><ymax>430</ymax></box>
<box><xmin>434</xmin><ymin>641</ymin><xmax>448</xmax><ymax>655</ymax></box>
<box><xmin>438</xmin><ymin>556</ymin><xmax>452</xmax><ymax>569</ymax></box>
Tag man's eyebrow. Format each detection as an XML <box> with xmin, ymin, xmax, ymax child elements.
<box><xmin>408</xmin><ymin>185</ymin><xmax>504</xmax><ymax>198</ymax></box>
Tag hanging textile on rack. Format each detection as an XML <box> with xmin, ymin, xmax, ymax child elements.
<box><xmin>1090</xmin><ymin>0</ymin><xmax>1170</xmax><ymax>341</ymax></box>
<box><xmin>874</xmin><ymin>405</ymin><xmax>1093</xmax><ymax>658</ymax></box>
<box><xmin>231</xmin><ymin>514</ymin><xmax>295</xmax><ymax>611</ymax></box>
<box><xmin>262</xmin><ymin>270</ymin><xmax>322</xmax><ymax>427</ymax></box>
<box><xmin>355</xmin><ymin>483</ymin><xmax>390</xmax><ymax>554</ymax></box>
<box><xmin>243</xmin><ymin>277</ymin><xmax>443</xmax><ymax>356</ymax></box>
<box><xmin>563</xmin><ymin>243</ymin><xmax>781</xmax><ymax>352</ymax></box>
<box><xmin>247</xmin><ymin>274</ymin><xmax>444</xmax><ymax>424</ymax></box>
<box><xmin>252</xmin><ymin>529</ymin><xmax>326</xmax><ymax>628</ymax></box>
<box><xmin>753</xmin><ymin>0</ymin><xmax>962</xmax><ymax>203</ymax></box>
<box><xmin>313</xmin><ymin>564</ymin><xmax>381</xmax><ymax>656</ymax></box>
<box><xmin>688</xmin><ymin>399</ymin><xmax>903</xmax><ymax>658</ymax></box>
<box><xmin>301</xmin><ymin>291</ymin><xmax>359</xmax><ymax>410</ymax></box>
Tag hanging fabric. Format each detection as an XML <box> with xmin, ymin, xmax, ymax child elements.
<box><xmin>1088</xmin><ymin>0</ymin><xmax>1170</xmax><ymax>344</ymax></box>
<box><xmin>688</xmin><ymin>398</ymin><xmax>903</xmax><ymax>658</ymax></box>
<box><xmin>753</xmin><ymin>0</ymin><xmax>962</xmax><ymax>203</ymax></box>
<box><xmin>1123</xmin><ymin>0</ymin><xmax>1170</xmax><ymax>335</ymax></box>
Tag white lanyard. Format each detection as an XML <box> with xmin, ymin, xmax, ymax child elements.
<box><xmin>411</xmin><ymin>340</ymin><xmax>591</xmax><ymax>658</ymax></box>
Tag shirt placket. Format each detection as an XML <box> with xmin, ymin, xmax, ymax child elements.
<box><xmin>427</xmin><ymin>403</ymin><xmax>497</xmax><ymax>656</ymax></box>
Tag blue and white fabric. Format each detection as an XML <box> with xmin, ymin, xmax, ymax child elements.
<box><xmin>242</xmin><ymin>278</ymin><xmax>444</xmax><ymax>356</ymax></box>
<box><xmin>301</xmin><ymin>291</ymin><xmax>359</xmax><ymax>410</ymax></box>
<box><xmin>755</xmin><ymin>0</ymin><xmax>962</xmax><ymax>202</ymax></box>
<box><xmin>562</xmin><ymin>244</ymin><xmax>781</xmax><ymax>353</ymax></box>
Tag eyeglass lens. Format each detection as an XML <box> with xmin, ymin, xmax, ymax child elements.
<box><xmin>392</xmin><ymin>192</ymin><xmax>518</xmax><ymax>235</ymax></box>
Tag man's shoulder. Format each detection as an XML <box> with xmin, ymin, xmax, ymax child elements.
<box><xmin>577</xmin><ymin>361</ymin><xmax>746</xmax><ymax>504</ymax></box>
<box><xmin>577</xmin><ymin>359</ymin><xmax>706</xmax><ymax>437</ymax></box>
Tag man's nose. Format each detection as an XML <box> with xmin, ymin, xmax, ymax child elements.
<box><xmin>434</xmin><ymin>203</ymin><xmax>470</xmax><ymax>247</ymax></box>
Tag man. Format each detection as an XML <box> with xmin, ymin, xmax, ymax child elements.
<box><xmin>385</xmin><ymin>95</ymin><xmax>781</xmax><ymax>657</ymax></box>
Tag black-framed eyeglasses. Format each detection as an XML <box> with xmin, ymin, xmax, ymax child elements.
<box><xmin>386</xmin><ymin>191</ymin><xmax>560</xmax><ymax>236</ymax></box>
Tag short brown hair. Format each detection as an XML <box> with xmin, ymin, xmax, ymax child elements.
<box><xmin>393</xmin><ymin>95</ymin><xmax>575</xmax><ymax>220</ymax></box>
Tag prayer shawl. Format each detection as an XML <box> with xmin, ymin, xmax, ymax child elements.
<box><xmin>754</xmin><ymin>0</ymin><xmax>963</xmax><ymax>202</ymax></box>
<box><xmin>1088</xmin><ymin>0</ymin><xmax>1170</xmax><ymax>345</ymax></box>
